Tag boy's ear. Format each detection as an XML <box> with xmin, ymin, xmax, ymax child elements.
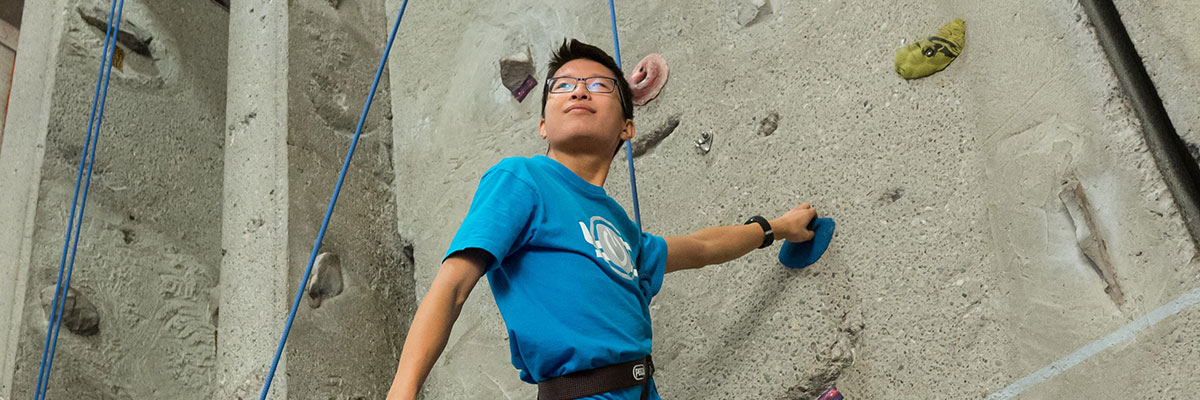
<box><xmin>539</xmin><ymin>119</ymin><xmax>547</xmax><ymax>140</ymax></box>
<box><xmin>620</xmin><ymin>119</ymin><xmax>635</xmax><ymax>141</ymax></box>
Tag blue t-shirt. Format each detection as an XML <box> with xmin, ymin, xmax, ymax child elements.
<box><xmin>443</xmin><ymin>155</ymin><xmax>668</xmax><ymax>400</ymax></box>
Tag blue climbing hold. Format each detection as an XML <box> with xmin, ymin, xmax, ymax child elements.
<box><xmin>779</xmin><ymin>217</ymin><xmax>835</xmax><ymax>269</ymax></box>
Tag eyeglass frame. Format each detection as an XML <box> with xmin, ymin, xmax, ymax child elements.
<box><xmin>544</xmin><ymin>75</ymin><xmax>629</xmax><ymax>118</ymax></box>
<box><xmin>545</xmin><ymin>76</ymin><xmax>621</xmax><ymax>95</ymax></box>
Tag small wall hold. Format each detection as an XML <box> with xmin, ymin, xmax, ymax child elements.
<box><xmin>816</xmin><ymin>387</ymin><xmax>845</xmax><ymax>400</ymax></box>
<box><xmin>76</xmin><ymin>4</ymin><xmax>154</xmax><ymax>56</ymax></box>
<box><xmin>207</xmin><ymin>288</ymin><xmax>220</xmax><ymax>327</ymax></box>
<box><xmin>894</xmin><ymin>19</ymin><xmax>965</xmax><ymax>79</ymax></box>
<box><xmin>695</xmin><ymin>131</ymin><xmax>713</xmax><ymax>154</ymax></box>
<box><xmin>40</xmin><ymin>286</ymin><xmax>100</xmax><ymax>336</ymax></box>
<box><xmin>112</xmin><ymin>46</ymin><xmax>125</xmax><ymax>71</ymax></box>
<box><xmin>119</xmin><ymin>227</ymin><xmax>135</xmax><ymax>244</ymax></box>
<box><xmin>880</xmin><ymin>187</ymin><xmax>904</xmax><ymax>203</ymax></box>
<box><xmin>629</xmin><ymin>54</ymin><xmax>669</xmax><ymax>106</ymax></box>
<box><xmin>499</xmin><ymin>47</ymin><xmax>537</xmax><ymax>102</ymax></box>
<box><xmin>1059</xmin><ymin>177</ymin><xmax>1125</xmax><ymax>305</ymax></box>
<box><xmin>307</xmin><ymin>252</ymin><xmax>345</xmax><ymax>309</ymax></box>
<box><xmin>327</xmin><ymin>0</ymin><xmax>342</xmax><ymax>9</ymax></box>
<box><xmin>757</xmin><ymin>111</ymin><xmax>780</xmax><ymax>136</ymax></box>
<box><xmin>630</xmin><ymin>115</ymin><xmax>680</xmax><ymax>157</ymax></box>
<box><xmin>736</xmin><ymin>0</ymin><xmax>772</xmax><ymax>27</ymax></box>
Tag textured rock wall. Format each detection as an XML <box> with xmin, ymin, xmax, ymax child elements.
<box><xmin>2</xmin><ymin>0</ymin><xmax>1197</xmax><ymax>398</ymax></box>
<box><xmin>284</xmin><ymin>0</ymin><xmax>415</xmax><ymax>397</ymax></box>
<box><xmin>385</xmin><ymin>0</ymin><xmax>1199</xmax><ymax>399</ymax></box>
<box><xmin>8</xmin><ymin>0</ymin><xmax>227</xmax><ymax>397</ymax></box>
<box><xmin>1115</xmin><ymin>0</ymin><xmax>1200</xmax><ymax>166</ymax></box>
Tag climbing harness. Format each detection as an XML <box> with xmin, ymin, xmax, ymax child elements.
<box><xmin>536</xmin><ymin>355</ymin><xmax>655</xmax><ymax>400</ymax></box>
<box><xmin>256</xmin><ymin>0</ymin><xmax>410</xmax><ymax>398</ymax></box>
<box><xmin>33</xmin><ymin>0</ymin><xmax>126</xmax><ymax>398</ymax></box>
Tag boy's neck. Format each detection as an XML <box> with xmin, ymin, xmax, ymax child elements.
<box><xmin>547</xmin><ymin>149</ymin><xmax>612</xmax><ymax>187</ymax></box>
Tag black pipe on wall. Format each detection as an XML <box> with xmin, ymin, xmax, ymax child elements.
<box><xmin>1079</xmin><ymin>0</ymin><xmax>1200</xmax><ymax>247</ymax></box>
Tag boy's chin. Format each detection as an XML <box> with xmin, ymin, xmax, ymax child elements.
<box><xmin>550</xmin><ymin>136</ymin><xmax>615</xmax><ymax>154</ymax></box>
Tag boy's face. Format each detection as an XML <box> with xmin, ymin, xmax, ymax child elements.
<box><xmin>539</xmin><ymin>59</ymin><xmax>634</xmax><ymax>156</ymax></box>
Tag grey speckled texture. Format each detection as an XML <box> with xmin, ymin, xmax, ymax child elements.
<box><xmin>2</xmin><ymin>0</ymin><xmax>420</xmax><ymax>396</ymax></box>
<box><xmin>0</xmin><ymin>0</ymin><xmax>68</xmax><ymax>395</ymax></box>
<box><xmin>1114</xmin><ymin>0</ymin><xmax>1200</xmax><ymax>169</ymax></box>
<box><xmin>386</xmin><ymin>0</ymin><xmax>1199</xmax><ymax>399</ymax></box>
<box><xmin>1</xmin><ymin>0</ymin><xmax>1197</xmax><ymax>398</ymax></box>
<box><xmin>219</xmin><ymin>0</ymin><xmax>288</xmax><ymax>398</ymax></box>
<box><xmin>3</xmin><ymin>0</ymin><xmax>227</xmax><ymax>398</ymax></box>
<box><xmin>284</xmin><ymin>0</ymin><xmax>415</xmax><ymax>397</ymax></box>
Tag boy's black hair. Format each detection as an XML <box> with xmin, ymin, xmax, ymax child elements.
<box><xmin>541</xmin><ymin>39</ymin><xmax>634</xmax><ymax>157</ymax></box>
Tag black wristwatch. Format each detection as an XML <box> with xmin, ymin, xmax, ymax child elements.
<box><xmin>744</xmin><ymin>215</ymin><xmax>774</xmax><ymax>249</ymax></box>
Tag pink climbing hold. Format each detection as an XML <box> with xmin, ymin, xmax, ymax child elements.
<box><xmin>628</xmin><ymin>53</ymin><xmax>669</xmax><ymax>106</ymax></box>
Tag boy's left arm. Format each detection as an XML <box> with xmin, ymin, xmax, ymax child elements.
<box><xmin>663</xmin><ymin>203</ymin><xmax>818</xmax><ymax>274</ymax></box>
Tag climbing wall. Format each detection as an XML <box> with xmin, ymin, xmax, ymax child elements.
<box><xmin>1</xmin><ymin>0</ymin><xmax>1196</xmax><ymax>398</ymax></box>
<box><xmin>386</xmin><ymin>0</ymin><xmax>1200</xmax><ymax>399</ymax></box>
<box><xmin>282</xmin><ymin>0</ymin><xmax>416</xmax><ymax>397</ymax></box>
<box><xmin>3</xmin><ymin>0</ymin><xmax>419</xmax><ymax>397</ymax></box>
<box><xmin>6</xmin><ymin>0</ymin><xmax>227</xmax><ymax>398</ymax></box>
<box><xmin>1115</xmin><ymin>0</ymin><xmax>1200</xmax><ymax>168</ymax></box>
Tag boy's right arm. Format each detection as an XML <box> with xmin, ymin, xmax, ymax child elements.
<box><xmin>386</xmin><ymin>248</ymin><xmax>491</xmax><ymax>400</ymax></box>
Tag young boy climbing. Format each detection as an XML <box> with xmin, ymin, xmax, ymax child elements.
<box><xmin>386</xmin><ymin>39</ymin><xmax>819</xmax><ymax>400</ymax></box>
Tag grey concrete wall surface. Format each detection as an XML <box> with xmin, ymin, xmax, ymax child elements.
<box><xmin>0</xmin><ymin>0</ymin><xmax>71</xmax><ymax>395</ymax></box>
<box><xmin>283</xmin><ymin>0</ymin><xmax>415</xmax><ymax>397</ymax></box>
<box><xmin>387</xmin><ymin>0</ymin><xmax>1200</xmax><ymax>399</ymax></box>
<box><xmin>1</xmin><ymin>0</ymin><xmax>1198</xmax><ymax>398</ymax></box>
<box><xmin>3</xmin><ymin>0</ymin><xmax>228</xmax><ymax>398</ymax></box>
<box><xmin>1114</xmin><ymin>0</ymin><xmax>1200</xmax><ymax>165</ymax></box>
<box><xmin>219</xmin><ymin>0</ymin><xmax>289</xmax><ymax>398</ymax></box>
<box><xmin>2</xmin><ymin>0</ymin><xmax>419</xmax><ymax>398</ymax></box>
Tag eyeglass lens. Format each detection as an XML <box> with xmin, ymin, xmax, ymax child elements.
<box><xmin>549</xmin><ymin>77</ymin><xmax>615</xmax><ymax>93</ymax></box>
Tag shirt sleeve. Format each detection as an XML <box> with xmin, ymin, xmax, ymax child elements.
<box><xmin>635</xmin><ymin>231</ymin><xmax>669</xmax><ymax>300</ymax></box>
<box><xmin>443</xmin><ymin>169</ymin><xmax>539</xmax><ymax>274</ymax></box>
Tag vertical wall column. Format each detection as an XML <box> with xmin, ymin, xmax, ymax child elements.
<box><xmin>0</xmin><ymin>0</ymin><xmax>68</xmax><ymax>397</ymax></box>
<box><xmin>218</xmin><ymin>0</ymin><xmax>290</xmax><ymax>399</ymax></box>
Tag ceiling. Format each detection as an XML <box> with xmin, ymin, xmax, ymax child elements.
<box><xmin>0</xmin><ymin>0</ymin><xmax>23</xmax><ymax>28</ymax></box>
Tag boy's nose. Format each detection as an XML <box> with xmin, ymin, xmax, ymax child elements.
<box><xmin>569</xmin><ymin>85</ymin><xmax>590</xmax><ymax>100</ymax></box>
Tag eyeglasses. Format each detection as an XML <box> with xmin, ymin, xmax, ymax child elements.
<box><xmin>546</xmin><ymin>76</ymin><xmax>619</xmax><ymax>94</ymax></box>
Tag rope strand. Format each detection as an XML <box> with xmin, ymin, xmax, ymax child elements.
<box><xmin>257</xmin><ymin>0</ymin><xmax>410</xmax><ymax>397</ymax></box>
<box><xmin>34</xmin><ymin>1</ymin><xmax>125</xmax><ymax>398</ymax></box>
<box><xmin>607</xmin><ymin>0</ymin><xmax>643</xmax><ymax>231</ymax></box>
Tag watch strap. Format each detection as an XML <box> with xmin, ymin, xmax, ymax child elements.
<box><xmin>744</xmin><ymin>215</ymin><xmax>774</xmax><ymax>249</ymax></box>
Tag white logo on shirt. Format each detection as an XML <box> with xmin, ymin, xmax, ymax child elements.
<box><xmin>579</xmin><ymin>216</ymin><xmax>636</xmax><ymax>280</ymax></box>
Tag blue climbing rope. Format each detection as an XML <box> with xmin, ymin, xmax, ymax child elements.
<box><xmin>33</xmin><ymin>0</ymin><xmax>124</xmax><ymax>398</ymax></box>
<box><xmin>257</xmin><ymin>0</ymin><xmax>410</xmax><ymax>398</ymax></box>
<box><xmin>607</xmin><ymin>0</ymin><xmax>643</xmax><ymax>230</ymax></box>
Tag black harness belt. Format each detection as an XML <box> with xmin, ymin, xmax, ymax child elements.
<box><xmin>537</xmin><ymin>355</ymin><xmax>655</xmax><ymax>400</ymax></box>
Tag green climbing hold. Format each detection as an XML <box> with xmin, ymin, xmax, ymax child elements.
<box><xmin>894</xmin><ymin>18</ymin><xmax>965</xmax><ymax>79</ymax></box>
